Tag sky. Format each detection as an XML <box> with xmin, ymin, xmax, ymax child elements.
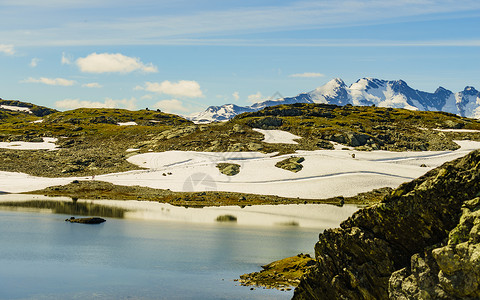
<box><xmin>0</xmin><ymin>0</ymin><xmax>479</xmax><ymax>115</ymax></box>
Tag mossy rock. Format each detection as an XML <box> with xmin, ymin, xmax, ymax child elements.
<box><xmin>216</xmin><ymin>163</ymin><xmax>240</xmax><ymax>176</ymax></box>
<box><xmin>275</xmin><ymin>156</ymin><xmax>305</xmax><ymax>173</ymax></box>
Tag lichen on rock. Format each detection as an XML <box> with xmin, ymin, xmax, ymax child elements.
<box><xmin>216</xmin><ymin>163</ymin><xmax>240</xmax><ymax>176</ymax></box>
<box><xmin>275</xmin><ymin>156</ymin><xmax>305</xmax><ymax>173</ymax></box>
<box><xmin>293</xmin><ymin>150</ymin><xmax>480</xmax><ymax>300</ymax></box>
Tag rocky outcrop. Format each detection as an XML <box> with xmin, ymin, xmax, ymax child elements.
<box><xmin>389</xmin><ymin>197</ymin><xmax>480</xmax><ymax>299</ymax></box>
<box><xmin>275</xmin><ymin>156</ymin><xmax>305</xmax><ymax>173</ymax></box>
<box><xmin>239</xmin><ymin>254</ymin><xmax>316</xmax><ymax>290</ymax></box>
<box><xmin>293</xmin><ymin>150</ymin><xmax>480</xmax><ymax>300</ymax></box>
<box><xmin>216</xmin><ymin>163</ymin><xmax>240</xmax><ymax>176</ymax></box>
<box><xmin>246</xmin><ymin>116</ymin><xmax>284</xmax><ymax>129</ymax></box>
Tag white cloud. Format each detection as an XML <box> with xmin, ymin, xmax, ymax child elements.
<box><xmin>55</xmin><ymin>97</ymin><xmax>137</xmax><ymax>110</ymax></box>
<box><xmin>0</xmin><ymin>44</ymin><xmax>15</xmax><ymax>55</ymax></box>
<box><xmin>247</xmin><ymin>92</ymin><xmax>263</xmax><ymax>103</ymax></box>
<box><xmin>61</xmin><ymin>52</ymin><xmax>72</xmax><ymax>65</ymax></box>
<box><xmin>153</xmin><ymin>99</ymin><xmax>189</xmax><ymax>114</ymax></box>
<box><xmin>30</xmin><ymin>58</ymin><xmax>39</xmax><ymax>67</ymax></box>
<box><xmin>232</xmin><ymin>91</ymin><xmax>240</xmax><ymax>101</ymax></box>
<box><xmin>138</xmin><ymin>80</ymin><xmax>204</xmax><ymax>98</ymax></box>
<box><xmin>289</xmin><ymin>72</ymin><xmax>325</xmax><ymax>78</ymax></box>
<box><xmin>76</xmin><ymin>53</ymin><xmax>158</xmax><ymax>74</ymax></box>
<box><xmin>22</xmin><ymin>77</ymin><xmax>76</xmax><ymax>86</ymax></box>
<box><xmin>82</xmin><ymin>82</ymin><xmax>102</xmax><ymax>88</ymax></box>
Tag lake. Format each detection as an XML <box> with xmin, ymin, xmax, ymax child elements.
<box><xmin>0</xmin><ymin>197</ymin><xmax>359</xmax><ymax>299</ymax></box>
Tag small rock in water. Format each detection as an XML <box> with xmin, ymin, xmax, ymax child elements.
<box><xmin>65</xmin><ymin>217</ymin><xmax>106</xmax><ymax>224</ymax></box>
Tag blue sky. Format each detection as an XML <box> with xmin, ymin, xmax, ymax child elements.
<box><xmin>0</xmin><ymin>0</ymin><xmax>479</xmax><ymax>115</ymax></box>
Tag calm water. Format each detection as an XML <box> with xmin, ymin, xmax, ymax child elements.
<box><xmin>0</xmin><ymin>207</ymin><xmax>327</xmax><ymax>300</ymax></box>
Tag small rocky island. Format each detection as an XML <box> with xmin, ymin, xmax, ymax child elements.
<box><xmin>65</xmin><ymin>217</ymin><xmax>106</xmax><ymax>224</ymax></box>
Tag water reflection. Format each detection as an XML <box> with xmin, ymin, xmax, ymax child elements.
<box><xmin>0</xmin><ymin>194</ymin><xmax>360</xmax><ymax>228</ymax></box>
<box><xmin>0</xmin><ymin>199</ymin><xmax>126</xmax><ymax>218</ymax></box>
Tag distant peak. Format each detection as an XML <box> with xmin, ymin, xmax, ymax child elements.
<box><xmin>464</xmin><ymin>86</ymin><xmax>478</xmax><ymax>92</ymax></box>
<box><xmin>434</xmin><ymin>86</ymin><xmax>450</xmax><ymax>93</ymax></box>
<box><xmin>327</xmin><ymin>78</ymin><xmax>346</xmax><ymax>86</ymax></box>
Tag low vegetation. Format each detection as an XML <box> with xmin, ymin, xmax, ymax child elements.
<box><xmin>1</xmin><ymin>100</ymin><xmax>480</xmax><ymax>179</ymax></box>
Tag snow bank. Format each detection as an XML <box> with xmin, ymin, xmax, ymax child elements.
<box><xmin>2</xmin><ymin>140</ymin><xmax>480</xmax><ymax>199</ymax></box>
<box><xmin>252</xmin><ymin>128</ymin><xmax>301</xmax><ymax>144</ymax></box>
<box><xmin>117</xmin><ymin>121</ymin><xmax>137</xmax><ymax>126</ymax></box>
<box><xmin>96</xmin><ymin>141</ymin><xmax>480</xmax><ymax>199</ymax></box>
<box><xmin>0</xmin><ymin>105</ymin><xmax>32</xmax><ymax>114</ymax></box>
<box><xmin>0</xmin><ymin>172</ymin><xmax>72</xmax><ymax>193</ymax></box>
<box><xmin>434</xmin><ymin>128</ymin><xmax>480</xmax><ymax>133</ymax></box>
<box><xmin>0</xmin><ymin>137</ymin><xmax>58</xmax><ymax>150</ymax></box>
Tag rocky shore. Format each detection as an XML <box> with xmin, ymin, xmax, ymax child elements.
<box><xmin>292</xmin><ymin>150</ymin><xmax>480</xmax><ymax>299</ymax></box>
<box><xmin>238</xmin><ymin>254</ymin><xmax>316</xmax><ymax>290</ymax></box>
<box><xmin>25</xmin><ymin>180</ymin><xmax>391</xmax><ymax>207</ymax></box>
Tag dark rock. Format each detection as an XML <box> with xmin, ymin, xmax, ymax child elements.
<box><xmin>293</xmin><ymin>150</ymin><xmax>480</xmax><ymax>300</ymax></box>
<box><xmin>65</xmin><ymin>217</ymin><xmax>106</xmax><ymax>224</ymax></box>
<box><xmin>275</xmin><ymin>156</ymin><xmax>305</xmax><ymax>173</ymax></box>
<box><xmin>216</xmin><ymin>163</ymin><xmax>240</xmax><ymax>176</ymax></box>
<box><xmin>247</xmin><ymin>116</ymin><xmax>283</xmax><ymax>129</ymax></box>
<box><xmin>346</xmin><ymin>132</ymin><xmax>370</xmax><ymax>147</ymax></box>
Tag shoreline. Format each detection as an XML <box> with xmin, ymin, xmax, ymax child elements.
<box><xmin>20</xmin><ymin>180</ymin><xmax>391</xmax><ymax>207</ymax></box>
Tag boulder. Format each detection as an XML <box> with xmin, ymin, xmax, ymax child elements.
<box><xmin>275</xmin><ymin>156</ymin><xmax>305</xmax><ymax>173</ymax></box>
<box><xmin>216</xmin><ymin>163</ymin><xmax>240</xmax><ymax>176</ymax></box>
<box><xmin>65</xmin><ymin>217</ymin><xmax>106</xmax><ymax>224</ymax></box>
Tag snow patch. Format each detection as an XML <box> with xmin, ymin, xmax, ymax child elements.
<box><xmin>0</xmin><ymin>105</ymin><xmax>32</xmax><ymax>114</ymax></box>
<box><xmin>2</xmin><ymin>142</ymin><xmax>480</xmax><ymax>199</ymax></box>
<box><xmin>252</xmin><ymin>129</ymin><xmax>301</xmax><ymax>144</ymax></box>
<box><xmin>0</xmin><ymin>137</ymin><xmax>58</xmax><ymax>150</ymax></box>
<box><xmin>117</xmin><ymin>121</ymin><xmax>137</xmax><ymax>126</ymax></box>
<box><xmin>434</xmin><ymin>129</ymin><xmax>480</xmax><ymax>133</ymax></box>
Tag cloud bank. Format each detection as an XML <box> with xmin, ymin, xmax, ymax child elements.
<box><xmin>55</xmin><ymin>98</ymin><xmax>137</xmax><ymax>110</ymax></box>
<box><xmin>82</xmin><ymin>82</ymin><xmax>102</xmax><ymax>88</ymax></box>
<box><xmin>290</xmin><ymin>72</ymin><xmax>325</xmax><ymax>78</ymax></box>
<box><xmin>138</xmin><ymin>80</ymin><xmax>204</xmax><ymax>98</ymax></box>
<box><xmin>3</xmin><ymin>1</ymin><xmax>480</xmax><ymax>47</ymax></box>
<box><xmin>153</xmin><ymin>99</ymin><xmax>189</xmax><ymax>114</ymax></box>
<box><xmin>0</xmin><ymin>44</ymin><xmax>15</xmax><ymax>55</ymax></box>
<box><xmin>247</xmin><ymin>92</ymin><xmax>263</xmax><ymax>103</ymax></box>
<box><xmin>76</xmin><ymin>53</ymin><xmax>158</xmax><ymax>73</ymax></box>
<box><xmin>22</xmin><ymin>77</ymin><xmax>75</xmax><ymax>86</ymax></box>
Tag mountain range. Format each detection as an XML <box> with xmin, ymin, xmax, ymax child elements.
<box><xmin>188</xmin><ymin>78</ymin><xmax>480</xmax><ymax>123</ymax></box>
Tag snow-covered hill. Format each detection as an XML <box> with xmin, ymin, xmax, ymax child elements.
<box><xmin>187</xmin><ymin>78</ymin><xmax>480</xmax><ymax>123</ymax></box>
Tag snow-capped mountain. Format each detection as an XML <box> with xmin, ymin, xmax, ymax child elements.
<box><xmin>187</xmin><ymin>104</ymin><xmax>256</xmax><ymax>124</ymax></box>
<box><xmin>187</xmin><ymin>78</ymin><xmax>480</xmax><ymax>123</ymax></box>
<box><xmin>456</xmin><ymin>86</ymin><xmax>480</xmax><ymax>118</ymax></box>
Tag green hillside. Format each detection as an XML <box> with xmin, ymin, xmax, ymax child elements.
<box><xmin>1</xmin><ymin>101</ymin><xmax>480</xmax><ymax>177</ymax></box>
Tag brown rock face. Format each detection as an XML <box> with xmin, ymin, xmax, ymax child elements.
<box><xmin>293</xmin><ymin>150</ymin><xmax>480</xmax><ymax>300</ymax></box>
